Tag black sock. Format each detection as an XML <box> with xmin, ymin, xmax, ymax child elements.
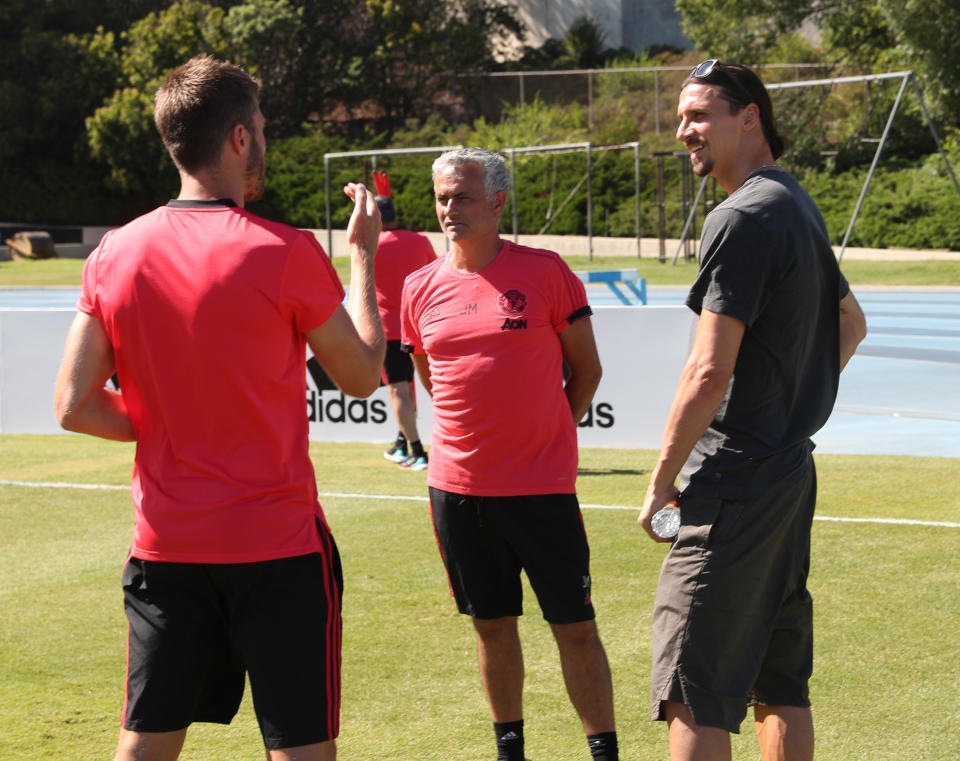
<box><xmin>494</xmin><ymin>720</ymin><xmax>525</xmax><ymax>761</ymax></box>
<box><xmin>410</xmin><ymin>439</ymin><xmax>425</xmax><ymax>458</ymax></box>
<box><xmin>587</xmin><ymin>731</ymin><xmax>618</xmax><ymax>761</ymax></box>
<box><xmin>394</xmin><ymin>432</ymin><xmax>407</xmax><ymax>450</ymax></box>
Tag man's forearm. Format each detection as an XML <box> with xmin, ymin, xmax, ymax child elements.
<box><xmin>343</xmin><ymin>181</ymin><xmax>385</xmax><ymax>376</ymax></box>
<box><xmin>565</xmin><ymin>369</ymin><xmax>601</xmax><ymax>424</ymax></box>
<box><xmin>412</xmin><ymin>353</ymin><xmax>432</xmax><ymax>397</ymax></box>
<box><xmin>347</xmin><ymin>253</ymin><xmax>385</xmax><ymax>359</ymax></box>
<box><xmin>57</xmin><ymin>386</ymin><xmax>135</xmax><ymax>441</ymax></box>
<box><xmin>648</xmin><ymin>362</ymin><xmax>729</xmax><ymax>496</ymax></box>
<box><xmin>54</xmin><ymin>311</ymin><xmax>136</xmax><ymax>442</ymax></box>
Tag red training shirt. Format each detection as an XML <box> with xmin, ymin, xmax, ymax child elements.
<box><xmin>374</xmin><ymin>228</ymin><xmax>437</xmax><ymax>340</ymax></box>
<box><xmin>77</xmin><ymin>201</ymin><xmax>344</xmax><ymax>563</ymax></box>
<box><xmin>401</xmin><ymin>241</ymin><xmax>592</xmax><ymax>496</ymax></box>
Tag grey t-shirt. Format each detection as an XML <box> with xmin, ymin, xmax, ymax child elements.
<box><xmin>679</xmin><ymin>170</ymin><xmax>850</xmax><ymax>498</ymax></box>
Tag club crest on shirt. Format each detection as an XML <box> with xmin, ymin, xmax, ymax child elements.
<box><xmin>498</xmin><ymin>289</ymin><xmax>526</xmax><ymax>316</ymax></box>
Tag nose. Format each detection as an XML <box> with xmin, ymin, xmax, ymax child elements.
<box><xmin>676</xmin><ymin>118</ymin><xmax>690</xmax><ymax>143</ymax></box>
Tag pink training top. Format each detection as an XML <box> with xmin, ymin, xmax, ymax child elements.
<box><xmin>374</xmin><ymin>228</ymin><xmax>437</xmax><ymax>340</ymax></box>
<box><xmin>401</xmin><ymin>241</ymin><xmax>592</xmax><ymax>496</ymax></box>
<box><xmin>77</xmin><ymin>201</ymin><xmax>344</xmax><ymax>563</ymax></box>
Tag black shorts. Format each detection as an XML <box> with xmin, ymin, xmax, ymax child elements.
<box><xmin>121</xmin><ymin>534</ymin><xmax>343</xmax><ymax>749</ymax></box>
<box><xmin>429</xmin><ymin>488</ymin><xmax>595</xmax><ymax>624</ymax></box>
<box><xmin>381</xmin><ymin>340</ymin><xmax>414</xmax><ymax>385</ymax></box>
<box><xmin>650</xmin><ymin>462</ymin><xmax>817</xmax><ymax>733</ymax></box>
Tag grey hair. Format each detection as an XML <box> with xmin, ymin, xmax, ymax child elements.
<box><xmin>432</xmin><ymin>147</ymin><xmax>510</xmax><ymax>199</ymax></box>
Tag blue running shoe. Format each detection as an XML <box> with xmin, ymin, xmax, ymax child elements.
<box><xmin>384</xmin><ymin>444</ymin><xmax>407</xmax><ymax>463</ymax></box>
<box><xmin>399</xmin><ymin>454</ymin><xmax>428</xmax><ymax>470</ymax></box>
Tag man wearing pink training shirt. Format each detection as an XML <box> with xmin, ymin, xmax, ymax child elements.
<box><xmin>54</xmin><ymin>56</ymin><xmax>384</xmax><ymax>761</ymax></box>
<box><xmin>401</xmin><ymin>147</ymin><xmax>619</xmax><ymax>761</ymax></box>
<box><xmin>373</xmin><ymin>182</ymin><xmax>436</xmax><ymax>470</ymax></box>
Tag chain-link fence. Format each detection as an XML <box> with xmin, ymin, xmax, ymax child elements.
<box><xmin>451</xmin><ymin>63</ymin><xmax>843</xmax><ymax>133</ymax></box>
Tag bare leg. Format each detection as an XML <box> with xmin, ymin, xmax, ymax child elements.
<box><xmin>114</xmin><ymin>728</ymin><xmax>187</xmax><ymax>761</ymax></box>
<box><xmin>387</xmin><ymin>381</ymin><xmax>419</xmax><ymax>443</ymax></box>
<box><xmin>549</xmin><ymin>620</ymin><xmax>615</xmax><ymax>734</ymax></box>
<box><xmin>268</xmin><ymin>740</ymin><xmax>336</xmax><ymax>761</ymax></box>
<box><xmin>473</xmin><ymin>616</ymin><xmax>524</xmax><ymax>721</ymax></box>
<box><xmin>754</xmin><ymin>705</ymin><xmax>814</xmax><ymax>761</ymax></box>
<box><xmin>664</xmin><ymin>701</ymin><xmax>731</xmax><ymax>761</ymax></box>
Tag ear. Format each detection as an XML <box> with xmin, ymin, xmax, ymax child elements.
<box><xmin>740</xmin><ymin>103</ymin><xmax>761</xmax><ymax>134</ymax></box>
<box><xmin>226</xmin><ymin>123</ymin><xmax>248</xmax><ymax>157</ymax></box>
<box><xmin>491</xmin><ymin>189</ymin><xmax>507</xmax><ymax>217</ymax></box>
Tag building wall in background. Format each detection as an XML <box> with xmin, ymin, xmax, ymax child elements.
<box><xmin>513</xmin><ymin>0</ymin><xmax>692</xmax><ymax>54</ymax></box>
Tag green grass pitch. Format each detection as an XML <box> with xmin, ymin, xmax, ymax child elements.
<box><xmin>1</xmin><ymin>436</ymin><xmax>958</xmax><ymax>760</ymax></box>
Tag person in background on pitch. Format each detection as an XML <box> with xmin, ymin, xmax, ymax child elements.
<box><xmin>638</xmin><ymin>60</ymin><xmax>867</xmax><ymax>761</ymax></box>
<box><xmin>373</xmin><ymin>171</ymin><xmax>437</xmax><ymax>470</ymax></box>
<box><xmin>401</xmin><ymin>147</ymin><xmax>618</xmax><ymax>761</ymax></box>
<box><xmin>54</xmin><ymin>55</ymin><xmax>384</xmax><ymax>761</ymax></box>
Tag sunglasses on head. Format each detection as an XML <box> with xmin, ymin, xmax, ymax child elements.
<box><xmin>689</xmin><ymin>59</ymin><xmax>754</xmax><ymax>106</ymax></box>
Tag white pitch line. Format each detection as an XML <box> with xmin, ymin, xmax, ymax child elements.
<box><xmin>0</xmin><ymin>479</ymin><xmax>127</xmax><ymax>491</ymax></box>
<box><xmin>3</xmin><ymin>480</ymin><xmax>958</xmax><ymax>529</ymax></box>
<box><xmin>319</xmin><ymin>491</ymin><xmax>426</xmax><ymax>503</ymax></box>
<box><xmin>811</xmin><ymin>515</ymin><xmax>960</xmax><ymax>528</ymax></box>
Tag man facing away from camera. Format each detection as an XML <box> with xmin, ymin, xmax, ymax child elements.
<box><xmin>400</xmin><ymin>147</ymin><xmax>619</xmax><ymax>761</ymax></box>
<box><xmin>54</xmin><ymin>55</ymin><xmax>384</xmax><ymax>761</ymax></box>
<box><xmin>637</xmin><ymin>61</ymin><xmax>867</xmax><ymax>761</ymax></box>
<box><xmin>373</xmin><ymin>183</ymin><xmax>437</xmax><ymax>470</ymax></box>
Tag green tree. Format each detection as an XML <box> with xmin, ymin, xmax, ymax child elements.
<box><xmin>0</xmin><ymin>0</ymin><xmax>171</xmax><ymax>222</ymax></box>
<box><xmin>224</xmin><ymin>0</ymin><xmax>305</xmax><ymax>133</ymax></box>
<box><xmin>357</xmin><ymin>0</ymin><xmax>523</xmax><ymax>130</ymax></box>
<box><xmin>878</xmin><ymin>0</ymin><xmax>960</xmax><ymax>123</ymax></box>
<box><xmin>675</xmin><ymin>0</ymin><xmax>959</xmax><ymax>124</ymax></box>
<box><xmin>559</xmin><ymin>16</ymin><xmax>609</xmax><ymax>69</ymax></box>
<box><xmin>86</xmin><ymin>0</ymin><xmax>229</xmax><ymax>195</ymax></box>
<box><xmin>674</xmin><ymin>0</ymin><xmax>812</xmax><ymax>65</ymax></box>
<box><xmin>225</xmin><ymin>0</ymin><xmax>361</xmax><ymax>136</ymax></box>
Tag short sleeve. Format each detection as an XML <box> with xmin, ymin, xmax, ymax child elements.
<box><xmin>686</xmin><ymin>208</ymin><xmax>780</xmax><ymax>326</ymax></box>
<box><xmin>550</xmin><ymin>256</ymin><xmax>592</xmax><ymax>333</ymax></box>
<box><xmin>76</xmin><ymin>233</ymin><xmax>109</xmax><ymax>318</ymax></box>
<box><xmin>400</xmin><ymin>274</ymin><xmax>422</xmax><ymax>354</ymax></box>
<box><xmin>837</xmin><ymin>268</ymin><xmax>850</xmax><ymax>301</ymax></box>
<box><xmin>281</xmin><ymin>232</ymin><xmax>346</xmax><ymax>333</ymax></box>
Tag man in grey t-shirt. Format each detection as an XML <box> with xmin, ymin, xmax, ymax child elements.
<box><xmin>638</xmin><ymin>61</ymin><xmax>867</xmax><ymax>761</ymax></box>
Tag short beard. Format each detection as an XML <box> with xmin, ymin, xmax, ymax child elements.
<box><xmin>244</xmin><ymin>142</ymin><xmax>265</xmax><ymax>203</ymax></box>
<box><xmin>691</xmin><ymin>153</ymin><xmax>713</xmax><ymax>178</ymax></box>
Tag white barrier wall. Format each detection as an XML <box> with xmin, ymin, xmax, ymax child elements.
<box><xmin>1</xmin><ymin>306</ymin><xmax>696</xmax><ymax>448</ymax></box>
<box><xmin>0</xmin><ymin>310</ymin><xmax>75</xmax><ymax>434</ymax></box>
<box><xmin>578</xmin><ymin>306</ymin><xmax>697</xmax><ymax>447</ymax></box>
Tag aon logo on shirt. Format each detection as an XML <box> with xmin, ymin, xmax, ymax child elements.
<box><xmin>500</xmin><ymin>317</ymin><xmax>528</xmax><ymax>331</ymax></box>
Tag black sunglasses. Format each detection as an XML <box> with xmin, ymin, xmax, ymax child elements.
<box><xmin>689</xmin><ymin>59</ymin><xmax>754</xmax><ymax>106</ymax></box>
